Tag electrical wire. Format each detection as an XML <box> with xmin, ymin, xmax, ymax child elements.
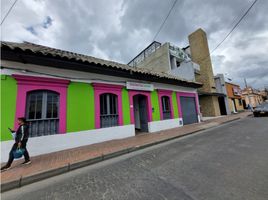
<box><xmin>130</xmin><ymin>0</ymin><xmax>179</xmax><ymax>69</ymax></box>
<box><xmin>1</xmin><ymin>0</ymin><xmax>19</xmax><ymax>26</ymax></box>
<box><xmin>152</xmin><ymin>0</ymin><xmax>178</xmax><ymax>41</ymax></box>
<box><xmin>210</xmin><ymin>0</ymin><xmax>258</xmax><ymax>55</ymax></box>
<box><xmin>198</xmin><ymin>0</ymin><xmax>259</xmax><ymax>64</ymax></box>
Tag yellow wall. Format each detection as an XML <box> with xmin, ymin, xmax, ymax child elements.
<box><xmin>228</xmin><ymin>98</ymin><xmax>244</xmax><ymax>113</ymax></box>
<box><xmin>228</xmin><ymin>98</ymin><xmax>234</xmax><ymax>113</ymax></box>
<box><xmin>234</xmin><ymin>99</ymin><xmax>244</xmax><ymax>111</ymax></box>
<box><xmin>199</xmin><ymin>96</ymin><xmax>221</xmax><ymax>117</ymax></box>
<box><xmin>244</xmin><ymin>95</ymin><xmax>263</xmax><ymax>108</ymax></box>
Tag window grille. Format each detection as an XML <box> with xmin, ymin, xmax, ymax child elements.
<box><xmin>26</xmin><ymin>91</ymin><xmax>59</xmax><ymax>137</ymax></box>
<box><xmin>100</xmin><ymin>93</ymin><xmax>119</xmax><ymax>128</ymax></box>
<box><xmin>161</xmin><ymin>96</ymin><xmax>171</xmax><ymax>120</ymax></box>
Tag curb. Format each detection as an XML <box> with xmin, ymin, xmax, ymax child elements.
<box><xmin>1</xmin><ymin>179</ymin><xmax>21</xmax><ymax>192</ymax></box>
<box><xmin>221</xmin><ymin>117</ymin><xmax>240</xmax><ymax>124</ymax></box>
<box><xmin>20</xmin><ymin>166</ymin><xmax>69</xmax><ymax>187</ymax></box>
<box><xmin>0</xmin><ymin>116</ymin><xmax>244</xmax><ymax>193</ymax></box>
<box><xmin>69</xmin><ymin>156</ymin><xmax>103</xmax><ymax>171</ymax></box>
<box><xmin>102</xmin><ymin>149</ymin><xmax>130</xmax><ymax>160</ymax></box>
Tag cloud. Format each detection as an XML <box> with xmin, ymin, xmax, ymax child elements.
<box><xmin>24</xmin><ymin>16</ymin><xmax>53</xmax><ymax>36</ymax></box>
<box><xmin>42</xmin><ymin>16</ymin><xmax>53</xmax><ymax>29</ymax></box>
<box><xmin>1</xmin><ymin>0</ymin><xmax>268</xmax><ymax>88</ymax></box>
<box><xmin>26</xmin><ymin>26</ymin><xmax>38</xmax><ymax>36</ymax></box>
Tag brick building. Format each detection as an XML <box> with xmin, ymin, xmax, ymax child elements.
<box><xmin>187</xmin><ymin>29</ymin><xmax>223</xmax><ymax>117</ymax></box>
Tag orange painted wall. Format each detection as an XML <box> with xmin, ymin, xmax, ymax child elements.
<box><xmin>225</xmin><ymin>82</ymin><xmax>241</xmax><ymax>99</ymax></box>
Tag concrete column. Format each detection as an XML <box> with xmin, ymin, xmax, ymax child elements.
<box><xmin>171</xmin><ymin>56</ymin><xmax>177</xmax><ymax>70</ymax></box>
<box><xmin>188</xmin><ymin>28</ymin><xmax>216</xmax><ymax>93</ymax></box>
<box><xmin>188</xmin><ymin>29</ymin><xmax>221</xmax><ymax>117</ymax></box>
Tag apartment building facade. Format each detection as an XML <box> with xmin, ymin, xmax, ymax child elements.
<box><xmin>130</xmin><ymin>28</ymin><xmax>228</xmax><ymax>117</ymax></box>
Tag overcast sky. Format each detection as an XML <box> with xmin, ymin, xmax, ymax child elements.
<box><xmin>1</xmin><ymin>0</ymin><xmax>268</xmax><ymax>89</ymax></box>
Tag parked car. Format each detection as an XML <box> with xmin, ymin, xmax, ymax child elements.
<box><xmin>253</xmin><ymin>102</ymin><xmax>268</xmax><ymax>117</ymax></box>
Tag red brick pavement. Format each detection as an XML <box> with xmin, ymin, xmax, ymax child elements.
<box><xmin>1</xmin><ymin>112</ymin><xmax>251</xmax><ymax>186</ymax></box>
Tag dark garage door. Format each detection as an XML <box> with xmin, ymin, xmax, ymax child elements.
<box><xmin>180</xmin><ymin>96</ymin><xmax>198</xmax><ymax>125</ymax></box>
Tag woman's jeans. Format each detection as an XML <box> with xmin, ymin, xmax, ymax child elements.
<box><xmin>6</xmin><ymin>139</ymin><xmax>30</xmax><ymax>167</ymax></box>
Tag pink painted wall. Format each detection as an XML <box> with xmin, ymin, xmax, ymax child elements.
<box><xmin>128</xmin><ymin>90</ymin><xmax>153</xmax><ymax>124</ymax></box>
<box><xmin>157</xmin><ymin>89</ymin><xmax>174</xmax><ymax>120</ymax></box>
<box><xmin>12</xmin><ymin>75</ymin><xmax>70</xmax><ymax>133</ymax></box>
<box><xmin>92</xmin><ymin>83</ymin><xmax>123</xmax><ymax>129</ymax></box>
<box><xmin>176</xmin><ymin>92</ymin><xmax>199</xmax><ymax>118</ymax></box>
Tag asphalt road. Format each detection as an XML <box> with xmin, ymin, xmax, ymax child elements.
<box><xmin>2</xmin><ymin>116</ymin><xmax>268</xmax><ymax>200</ymax></box>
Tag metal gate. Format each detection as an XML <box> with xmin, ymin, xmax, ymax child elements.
<box><xmin>26</xmin><ymin>90</ymin><xmax>59</xmax><ymax>137</ymax></box>
<box><xmin>133</xmin><ymin>94</ymin><xmax>149</xmax><ymax>132</ymax></box>
<box><xmin>139</xmin><ymin>95</ymin><xmax>149</xmax><ymax>132</ymax></box>
<box><xmin>180</xmin><ymin>96</ymin><xmax>198</xmax><ymax>125</ymax></box>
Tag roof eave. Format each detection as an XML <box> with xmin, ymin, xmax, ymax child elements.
<box><xmin>1</xmin><ymin>45</ymin><xmax>202</xmax><ymax>88</ymax></box>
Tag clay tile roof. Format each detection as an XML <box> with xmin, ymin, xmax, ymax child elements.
<box><xmin>1</xmin><ymin>41</ymin><xmax>202</xmax><ymax>87</ymax></box>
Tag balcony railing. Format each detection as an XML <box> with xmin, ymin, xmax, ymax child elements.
<box><xmin>128</xmin><ymin>41</ymin><xmax>161</xmax><ymax>67</ymax></box>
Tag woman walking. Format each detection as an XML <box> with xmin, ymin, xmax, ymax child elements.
<box><xmin>1</xmin><ymin>117</ymin><xmax>31</xmax><ymax>171</ymax></box>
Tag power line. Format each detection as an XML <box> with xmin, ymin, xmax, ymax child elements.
<box><xmin>152</xmin><ymin>0</ymin><xmax>178</xmax><ymax>41</ymax></box>
<box><xmin>1</xmin><ymin>0</ymin><xmax>19</xmax><ymax>26</ymax></box>
<box><xmin>210</xmin><ymin>0</ymin><xmax>258</xmax><ymax>55</ymax></box>
<box><xmin>198</xmin><ymin>0</ymin><xmax>259</xmax><ymax>64</ymax></box>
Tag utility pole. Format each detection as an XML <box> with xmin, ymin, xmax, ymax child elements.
<box><xmin>244</xmin><ymin>78</ymin><xmax>251</xmax><ymax>108</ymax></box>
<box><xmin>244</xmin><ymin>78</ymin><xmax>248</xmax><ymax>88</ymax></box>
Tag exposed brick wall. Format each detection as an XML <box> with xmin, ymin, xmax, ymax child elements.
<box><xmin>189</xmin><ymin>29</ymin><xmax>220</xmax><ymax>117</ymax></box>
<box><xmin>189</xmin><ymin>29</ymin><xmax>216</xmax><ymax>94</ymax></box>
<box><xmin>199</xmin><ymin>96</ymin><xmax>221</xmax><ymax>117</ymax></box>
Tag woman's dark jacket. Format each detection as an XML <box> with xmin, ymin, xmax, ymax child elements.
<box><xmin>15</xmin><ymin>124</ymin><xmax>29</xmax><ymax>143</ymax></box>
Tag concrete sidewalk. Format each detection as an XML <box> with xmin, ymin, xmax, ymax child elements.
<box><xmin>1</xmin><ymin>112</ymin><xmax>251</xmax><ymax>192</ymax></box>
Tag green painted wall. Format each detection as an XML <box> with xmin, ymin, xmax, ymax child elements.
<box><xmin>122</xmin><ymin>88</ymin><xmax>131</xmax><ymax>125</ymax></box>
<box><xmin>172</xmin><ymin>91</ymin><xmax>179</xmax><ymax>118</ymax></box>
<box><xmin>1</xmin><ymin>75</ymin><xmax>17</xmax><ymax>141</ymax></box>
<box><xmin>67</xmin><ymin>82</ymin><xmax>95</xmax><ymax>132</ymax></box>
<box><xmin>151</xmin><ymin>90</ymin><xmax>161</xmax><ymax>121</ymax></box>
